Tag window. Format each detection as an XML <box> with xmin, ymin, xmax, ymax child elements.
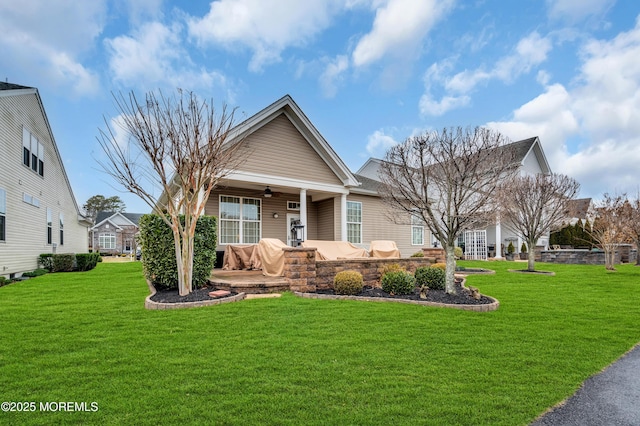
<box><xmin>411</xmin><ymin>212</ymin><xmax>425</xmax><ymax>245</ymax></box>
<box><xmin>287</xmin><ymin>201</ymin><xmax>300</xmax><ymax>211</ymax></box>
<box><xmin>99</xmin><ymin>233</ymin><xmax>116</xmax><ymax>250</ymax></box>
<box><xmin>0</xmin><ymin>188</ymin><xmax>6</xmax><ymax>242</ymax></box>
<box><xmin>23</xmin><ymin>193</ymin><xmax>40</xmax><ymax>207</ymax></box>
<box><xmin>22</xmin><ymin>127</ymin><xmax>44</xmax><ymax>177</ymax></box>
<box><xmin>346</xmin><ymin>201</ymin><xmax>362</xmax><ymax>244</ymax></box>
<box><xmin>47</xmin><ymin>208</ymin><xmax>52</xmax><ymax>245</ymax></box>
<box><xmin>125</xmin><ymin>240</ymin><xmax>131</xmax><ymax>252</ymax></box>
<box><xmin>219</xmin><ymin>196</ymin><xmax>261</xmax><ymax>244</ymax></box>
<box><xmin>59</xmin><ymin>213</ymin><xmax>64</xmax><ymax>246</ymax></box>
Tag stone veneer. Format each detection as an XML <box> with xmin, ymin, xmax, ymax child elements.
<box><xmin>282</xmin><ymin>246</ymin><xmax>443</xmax><ymax>291</ymax></box>
<box><xmin>540</xmin><ymin>249</ymin><xmax>621</xmax><ymax>265</ymax></box>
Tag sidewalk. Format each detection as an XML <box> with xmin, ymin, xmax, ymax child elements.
<box><xmin>531</xmin><ymin>343</ymin><xmax>640</xmax><ymax>425</ymax></box>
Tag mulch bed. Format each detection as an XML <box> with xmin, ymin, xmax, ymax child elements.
<box><xmin>315</xmin><ymin>282</ymin><xmax>493</xmax><ymax>305</ymax></box>
<box><xmin>150</xmin><ymin>285</ymin><xmax>238</xmax><ymax>303</ymax></box>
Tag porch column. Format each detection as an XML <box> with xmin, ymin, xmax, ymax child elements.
<box><xmin>300</xmin><ymin>189</ymin><xmax>307</xmax><ymax>241</ymax></box>
<box><xmin>495</xmin><ymin>215</ymin><xmax>503</xmax><ymax>259</ymax></box>
<box><xmin>341</xmin><ymin>194</ymin><xmax>347</xmax><ymax>241</ymax></box>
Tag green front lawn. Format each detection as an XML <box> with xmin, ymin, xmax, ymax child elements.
<box><xmin>1</xmin><ymin>261</ymin><xmax>639</xmax><ymax>425</ymax></box>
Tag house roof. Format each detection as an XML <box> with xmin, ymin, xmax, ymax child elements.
<box><xmin>93</xmin><ymin>211</ymin><xmax>144</xmax><ymax>229</ymax></box>
<box><xmin>352</xmin><ymin>174</ymin><xmax>382</xmax><ymax>194</ymax></box>
<box><xmin>566</xmin><ymin>198</ymin><xmax>592</xmax><ymax>220</ymax></box>
<box><xmin>0</xmin><ymin>82</ymin><xmax>34</xmax><ymax>91</ymax></box>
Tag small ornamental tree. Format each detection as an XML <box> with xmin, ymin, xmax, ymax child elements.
<box><xmin>589</xmin><ymin>194</ymin><xmax>628</xmax><ymax>271</ymax></box>
<box><xmin>379</xmin><ymin>127</ymin><xmax>518</xmax><ymax>294</ymax></box>
<box><xmin>498</xmin><ymin>173</ymin><xmax>580</xmax><ymax>271</ymax></box>
<box><xmin>97</xmin><ymin>90</ymin><xmax>243</xmax><ymax>295</ymax></box>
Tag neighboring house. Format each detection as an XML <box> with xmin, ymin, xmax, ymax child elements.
<box><xmin>193</xmin><ymin>95</ymin><xmax>434</xmax><ymax>257</ymax></box>
<box><xmin>565</xmin><ymin>198</ymin><xmax>594</xmax><ymax>226</ymax></box>
<box><xmin>358</xmin><ymin>136</ymin><xmax>554</xmax><ymax>259</ymax></box>
<box><xmin>0</xmin><ymin>82</ymin><xmax>92</xmax><ymax>277</ymax></box>
<box><xmin>90</xmin><ymin>211</ymin><xmax>144</xmax><ymax>255</ymax></box>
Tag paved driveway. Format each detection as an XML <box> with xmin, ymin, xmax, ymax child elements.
<box><xmin>531</xmin><ymin>343</ymin><xmax>640</xmax><ymax>425</ymax></box>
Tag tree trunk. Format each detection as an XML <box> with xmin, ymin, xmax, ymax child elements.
<box><xmin>527</xmin><ymin>247</ymin><xmax>536</xmax><ymax>272</ymax></box>
<box><xmin>445</xmin><ymin>244</ymin><xmax>457</xmax><ymax>295</ymax></box>
<box><xmin>636</xmin><ymin>239</ymin><xmax>640</xmax><ymax>266</ymax></box>
<box><xmin>604</xmin><ymin>248</ymin><xmax>615</xmax><ymax>271</ymax></box>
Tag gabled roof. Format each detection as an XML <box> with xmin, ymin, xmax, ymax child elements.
<box><xmin>93</xmin><ymin>211</ymin><xmax>144</xmax><ymax>230</ymax></box>
<box><xmin>567</xmin><ymin>198</ymin><xmax>593</xmax><ymax>220</ymax></box>
<box><xmin>507</xmin><ymin>136</ymin><xmax>551</xmax><ymax>174</ymax></box>
<box><xmin>352</xmin><ymin>173</ymin><xmax>382</xmax><ymax>194</ymax></box>
<box><xmin>227</xmin><ymin>95</ymin><xmax>360</xmax><ymax>188</ymax></box>
<box><xmin>0</xmin><ymin>82</ymin><xmax>88</xmax><ymax>221</ymax></box>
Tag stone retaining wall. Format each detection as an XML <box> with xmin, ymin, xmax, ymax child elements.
<box><xmin>540</xmin><ymin>249</ymin><xmax>621</xmax><ymax>265</ymax></box>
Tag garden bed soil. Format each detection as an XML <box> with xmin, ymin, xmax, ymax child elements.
<box><xmin>315</xmin><ymin>282</ymin><xmax>494</xmax><ymax>305</ymax></box>
<box><xmin>150</xmin><ymin>285</ymin><xmax>238</xmax><ymax>303</ymax></box>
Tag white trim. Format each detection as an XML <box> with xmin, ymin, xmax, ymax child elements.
<box><xmin>224</xmin><ymin>170</ymin><xmax>350</xmax><ymax>194</ymax></box>
<box><xmin>340</xmin><ymin>194</ymin><xmax>347</xmax><ymax>241</ymax></box>
<box><xmin>299</xmin><ymin>189</ymin><xmax>307</xmax><ymax>241</ymax></box>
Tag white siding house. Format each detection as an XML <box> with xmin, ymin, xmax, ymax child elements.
<box><xmin>0</xmin><ymin>82</ymin><xmax>91</xmax><ymax>277</ymax></box>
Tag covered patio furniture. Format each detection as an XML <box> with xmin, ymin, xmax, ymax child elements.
<box><xmin>301</xmin><ymin>240</ymin><xmax>369</xmax><ymax>260</ymax></box>
<box><xmin>369</xmin><ymin>240</ymin><xmax>401</xmax><ymax>258</ymax></box>
<box><xmin>258</xmin><ymin>238</ymin><xmax>288</xmax><ymax>277</ymax></box>
<box><xmin>222</xmin><ymin>244</ymin><xmax>262</xmax><ymax>271</ymax></box>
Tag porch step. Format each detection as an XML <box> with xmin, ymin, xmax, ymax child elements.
<box><xmin>209</xmin><ymin>269</ymin><xmax>289</xmax><ymax>294</ymax></box>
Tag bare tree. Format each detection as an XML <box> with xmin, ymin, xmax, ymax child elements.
<box><xmin>379</xmin><ymin>127</ymin><xmax>518</xmax><ymax>294</ymax></box>
<box><xmin>589</xmin><ymin>194</ymin><xmax>628</xmax><ymax>271</ymax></box>
<box><xmin>622</xmin><ymin>193</ymin><xmax>640</xmax><ymax>266</ymax></box>
<box><xmin>97</xmin><ymin>90</ymin><xmax>243</xmax><ymax>295</ymax></box>
<box><xmin>498</xmin><ymin>173</ymin><xmax>580</xmax><ymax>272</ymax></box>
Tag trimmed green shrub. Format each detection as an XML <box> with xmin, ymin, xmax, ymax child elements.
<box><xmin>39</xmin><ymin>254</ymin><xmax>54</xmax><ymax>272</ymax></box>
<box><xmin>431</xmin><ymin>263</ymin><xmax>446</xmax><ymax>271</ymax></box>
<box><xmin>411</xmin><ymin>251</ymin><xmax>424</xmax><ymax>257</ymax></box>
<box><xmin>381</xmin><ymin>271</ymin><xmax>416</xmax><ymax>295</ymax></box>
<box><xmin>507</xmin><ymin>241</ymin><xmax>515</xmax><ymax>254</ymax></box>
<box><xmin>138</xmin><ymin>214</ymin><xmax>217</xmax><ymax>291</ymax></box>
<box><xmin>454</xmin><ymin>247</ymin><xmax>463</xmax><ymax>259</ymax></box>
<box><xmin>52</xmin><ymin>254</ymin><xmax>75</xmax><ymax>272</ymax></box>
<box><xmin>334</xmin><ymin>270</ymin><xmax>364</xmax><ymax>295</ymax></box>
<box><xmin>22</xmin><ymin>269</ymin><xmax>49</xmax><ymax>278</ymax></box>
<box><xmin>0</xmin><ymin>276</ymin><xmax>10</xmax><ymax>286</ymax></box>
<box><xmin>520</xmin><ymin>243</ymin><xmax>527</xmax><ymax>253</ymax></box>
<box><xmin>415</xmin><ymin>266</ymin><xmax>445</xmax><ymax>290</ymax></box>
<box><xmin>381</xmin><ymin>263</ymin><xmax>405</xmax><ymax>278</ymax></box>
<box><xmin>76</xmin><ymin>253</ymin><xmax>100</xmax><ymax>271</ymax></box>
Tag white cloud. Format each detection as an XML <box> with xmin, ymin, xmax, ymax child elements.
<box><xmin>366</xmin><ymin>129</ymin><xmax>399</xmax><ymax>158</ymax></box>
<box><xmin>319</xmin><ymin>55</ymin><xmax>349</xmax><ymax>98</ymax></box>
<box><xmin>352</xmin><ymin>0</ymin><xmax>454</xmax><ymax>68</ymax></box>
<box><xmin>105</xmin><ymin>22</ymin><xmax>231</xmax><ymax>97</ymax></box>
<box><xmin>188</xmin><ymin>0</ymin><xmax>342</xmax><ymax>72</ymax></box>
<box><xmin>421</xmin><ymin>31</ymin><xmax>552</xmax><ymax>116</ymax></box>
<box><xmin>487</xmin><ymin>17</ymin><xmax>640</xmax><ymax>199</ymax></box>
<box><xmin>546</xmin><ymin>0</ymin><xmax>614</xmax><ymax>23</ymax></box>
<box><xmin>0</xmin><ymin>0</ymin><xmax>105</xmax><ymax>95</ymax></box>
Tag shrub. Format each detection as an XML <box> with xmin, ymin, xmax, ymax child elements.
<box><xmin>507</xmin><ymin>241</ymin><xmax>515</xmax><ymax>254</ymax></box>
<box><xmin>52</xmin><ymin>254</ymin><xmax>75</xmax><ymax>272</ymax></box>
<box><xmin>0</xmin><ymin>276</ymin><xmax>10</xmax><ymax>286</ymax></box>
<box><xmin>138</xmin><ymin>214</ymin><xmax>217</xmax><ymax>291</ymax></box>
<box><xmin>410</xmin><ymin>251</ymin><xmax>424</xmax><ymax>257</ymax></box>
<box><xmin>76</xmin><ymin>253</ymin><xmax>100</xmax><ymax>272</ymax></box>
<box><xmin>431</xmin><ymin>263</ymin><xmax>446</xmax><ymax>271</ymax></box>
<box><xmin>38</xmin><ymin>254</ymin><xmax>54</xmax><ymax>272</ymax></box>
<box><xmin>454</xmin><ymin>247</ymin><xmax>463</xmax><ymax>259</ymax></box>
<box><xmin>381</xmin><ymin>271</ymin><xmax>416</xmax><ymax>295</ymax></box>
<box><xmin>415</xmin><ymin>266</ymin><xmax>445</xmax><ymax>290</ymax></box>
<box><xmin>381</xmin><ymin>263</ymin><xmax>405</xmax><ymax>278</ymax></box>
<box><xmin>22</xmin><ymin>269</ymin><xmax>49</xmax><ymax>278</ymax></box>
<box><xmin>333</xmin><ymin>270</ymin><xmax>364</xmax><ymax>295</ymax></box>
<box><xmin>520</xmin><ymin>243</ymin><xmax>527</xmax><ymax>253</ymax></box>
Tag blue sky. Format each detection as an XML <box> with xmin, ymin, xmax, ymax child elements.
<box><xmin>1</xmin><ymin>0</ymin><xmax>639</xmax><ymax>213</ymax></box>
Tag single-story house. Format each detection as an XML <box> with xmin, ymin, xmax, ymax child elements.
<box><xmin>0</xmin><ymin>82</ymin><xmax>92</xmax><ymax>277</ymax></box>
<box><xmin>90</xmin><ymin>211</ymin><xmax>144</xmax><ymax>255</ymax></box>
<box><xmin>199</xmin><ymin>95</ymin><xmax>434</xmax><ymax>257</ymax></box>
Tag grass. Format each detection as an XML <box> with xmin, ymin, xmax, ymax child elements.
<box><xmin>1</xmin><ymin>261</ymin><xmax>639</xmax><ymax>425</ymax></box>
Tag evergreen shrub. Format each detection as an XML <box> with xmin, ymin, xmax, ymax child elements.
<box><xmin>333</xmin><ymin>270</ymin><xmax>364</xmax><ymax>295</ymax></box>
<box><xmin>415</xmin><ymin>266</ymin><xmax>445</xmax><ymax>290</ymax></box>
<box><xmin>381</xmin><ymin>271</ymin><xmax>416</xmax><ymax>295</ymax></box>
<box><xmin>138</xmin><ymin>214</ymin><xmax>217</xmax><ymax>291</ymax></box>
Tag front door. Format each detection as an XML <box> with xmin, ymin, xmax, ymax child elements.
<box><xmin>286</xmin><ymin>213</ymin><xmax>300</xmax><ymax>246</ymax></box>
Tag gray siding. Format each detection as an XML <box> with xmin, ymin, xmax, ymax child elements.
<box><xmin>238</xmin><ymin>114</ymin><xmax>343</xmax><ymax>185</ymax></box>
<box><xmin>0</xmin><ymin>91</ymin><xmax>88</xmax><ymax>276</ymax></box>
<box><xmin>344</xmin><ymin>193</ymin><xmax>431</xmax><ymax>257</ymax></box>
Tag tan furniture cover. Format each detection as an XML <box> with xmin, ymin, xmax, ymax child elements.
<box><xmin>222</xmin><ymin>244</ymin><xmax>262</xmax><ymax>270</ymax></box>
<box><xmin>301</xmin><ymin>240</ymin><xmax>369</xmax><ymax>260</ymax></box>
<box><xmin>258</xmin><ymin>238</ymin><xmax>288</xmax><ymax>277</ymax></box>
<box><xmin>369</xmin><ymin>240</ymin><xmax>401</xmax><ymax>258</ymax></box>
